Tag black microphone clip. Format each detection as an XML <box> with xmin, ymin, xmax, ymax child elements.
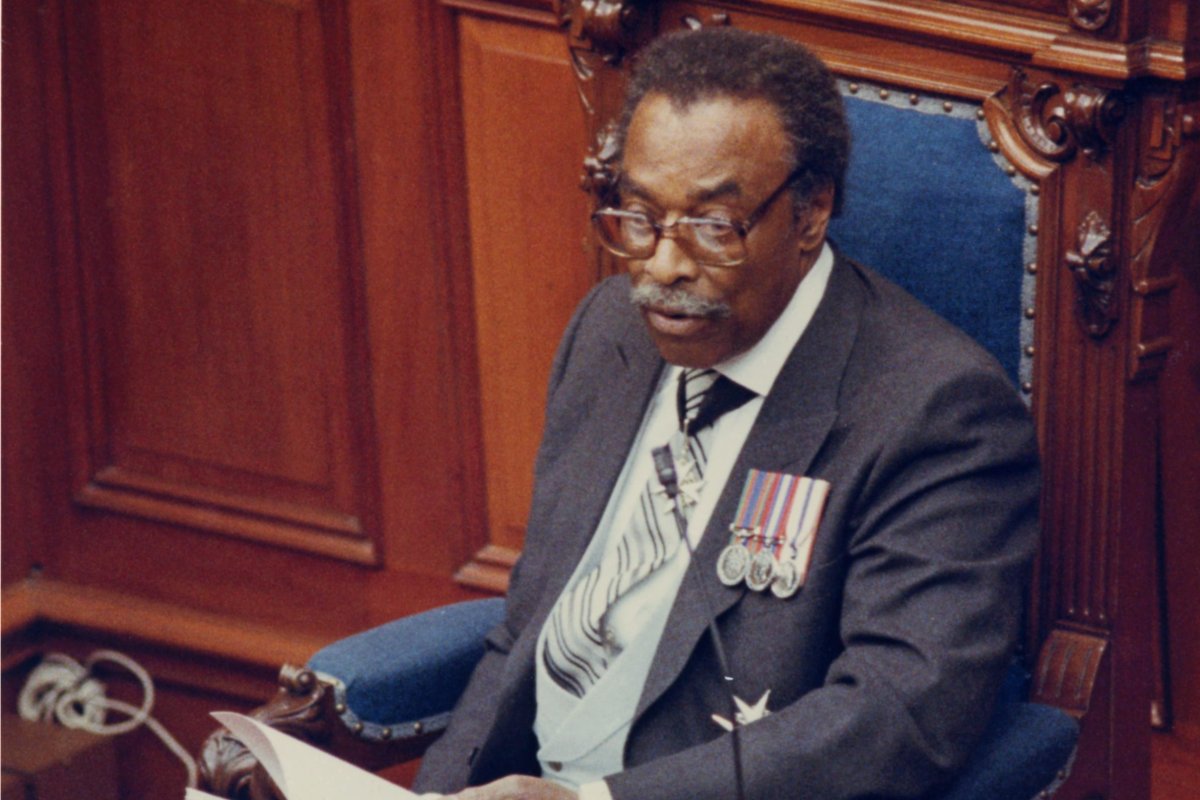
<box><xmin>652</xmin><ymin>446</ymin><xmax>679</xmax><ymax>500</ymax></box>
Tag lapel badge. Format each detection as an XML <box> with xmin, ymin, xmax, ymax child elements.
<box><xmin>718</xmin><ymin>469</ymin><xmax>829</xmax><ymax>597</ymax></box>
<box><xmin>711</xmin><ymin>690</ymin><xmax>773</xmax><ymax>731</ymax></box>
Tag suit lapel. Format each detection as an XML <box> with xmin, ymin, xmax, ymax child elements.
<box><xmin>635</xmin><ymin>256</ymin><xmax>867</xmax><ymax>722</ymax></box>
<box><xmin>542</xmin><ymin>334</ymin><xmax>664</xmax><ymax>597</ymax></box>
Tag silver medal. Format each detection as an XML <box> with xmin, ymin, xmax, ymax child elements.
<box><xmin>717</xmin><ymin>544</ymin><xmax>750</xmax><ymax>586</ymax></box>
<box><xmin>771</xmin><ymin>560</ymin><xmax>801</xmax><ymax>599</ymax></box>
<box><xmin>745</xmin><ymin>550</ymin><xmax>777</xmax><ymax>592</ymax></box>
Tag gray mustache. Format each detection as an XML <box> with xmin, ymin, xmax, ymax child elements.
<box><xmin>629</xmin><ymin>284</ymin><xmax>731</xmax><ymax>319</ymax></box>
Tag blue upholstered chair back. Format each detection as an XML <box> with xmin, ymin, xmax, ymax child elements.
<box><xmin>827</xmin><ymin>91</ymin><xmax>1079</xmax><ymax>798</ymax></box>
<box><xmin>829</xmin><ymin>89</ymin><xmax>1031</xmax><ymax>386</ymax></box>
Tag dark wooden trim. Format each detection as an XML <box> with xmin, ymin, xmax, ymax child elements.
<box><xmin>0</xmin><ymin>580</ymin><xmax>329</xmax><ymax>671</ymax></box>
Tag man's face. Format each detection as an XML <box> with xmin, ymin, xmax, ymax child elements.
<box><xmin>619</xmin><ymin>93</ymin><xmax>831</xmax><ymax>368</ymax></box>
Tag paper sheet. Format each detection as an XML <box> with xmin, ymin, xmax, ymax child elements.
<box><xmin>184</xmin><ymin>712</ymin><xmax>418</xmax><ymax>800</ymax></box>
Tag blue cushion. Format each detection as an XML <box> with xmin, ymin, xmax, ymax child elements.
<box><xmin>307</xmin><ymin>598</ymin><xmax>506</xmax><ymax>727</ymax></box>
<box><xmin>931</xmin><ymin>663</ymin><xmax>1077</xmax><ymax>798</ymax></box>
<box><xmin>939</xmin><ymin>701</ymin><xmax>1079</xmax><ymax>800</ymax></box>
<box><xmin>830</xmin><ymin>95</ymin><xmax>1027</xmax><ymax>383</ymax></box>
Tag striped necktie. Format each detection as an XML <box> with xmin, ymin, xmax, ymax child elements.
<box><xmin>542</xmin><ymin>368</ymin><xmax>751</xmax><ymax>697</ymax></box>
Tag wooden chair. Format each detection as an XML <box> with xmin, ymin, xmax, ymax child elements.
<box><xmin>199</xmin><ymin>56</ymin><xmax>1085</xmax><ymax>799</ymax></box>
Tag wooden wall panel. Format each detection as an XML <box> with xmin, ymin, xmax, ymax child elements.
<box><xmin>347</xmin><ymin>0</ymin><xmax>483</xmax><ymax>581</ymax></box>
<box><xmin>455</xmin><ymin>11</ymin><xmax>595</xmax><ymax>590</ymax></box>
<box><xmin>3</xmin><ymin>0</ymin><xmax>490</xmax><ymax>791</ymax></box>
<box><xmin>1</xmin><ymin>0</ymin><xmax>68</xmax><ymax>586</ymax></box>
<box><xmin>55</xmin><ymin>0</ymin><xmax>381</xmax><ymax>563</ymax></box>
<box><xmin>1153</xmin><ymin>195</ymin><xmax>1200</xmax><ymax>799</ymax></box>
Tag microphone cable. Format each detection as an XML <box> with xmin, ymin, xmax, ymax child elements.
<box><xmin>17</xmin><ymin>649</ymin><xmax>199</xmax><ymax>787</ymax></box>
<box><xmin>652</xmin><ymin>445</ymin><xmax>746</xmax><ymax>800</ymax></box>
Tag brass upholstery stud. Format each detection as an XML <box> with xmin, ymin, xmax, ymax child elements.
<box><xmin>335</xmin><ymin>703</ymin><xmax>346</xmax><ymax>714</ymax></box>
<box><xmin>1028</xmin><ymin>224</ymin><xmax>1039</xmax><ymax>236</ymax></box>
<box><xmin>1005</xmin><ymin>165</ymin><xmax>1017</xmax><ymax>177</ymax></box>
<box><xmin>353</xmin><ymin>722</ymin><xmax>364</xmax><ymax>734</ymax></box>
<box><xmin>413</xmin><ymin>721</ymin><xmax>424</xmax><ymax>734</ymax></box>
<box><xmin>848</xmin><ymin>83</ymin><xmax>860</xmax><ymax>94</ymax></box>
<box><xmin>879</xmin><ymin>89</ymin><xmax>890</xmax><ymax>100</ymax></box>
<box><xmin>908</xmin><ymin>93</ymin><xmax>919</xmax><ymax>104</ymax></box>
<box><xmin>381</xmin><ymin>727</ymin><xmax>392</xmax><ymax>739</ymax></box>
<box><xmin>1022</xmin><ymin>382</ymin><xmax>1033</xmax><ymax>394</ymax></box>
<box><xmin>976</xmin><ymin>108</ymin><xmax>986</xmax><ymax>120</ymax></box>
<box><xmin>943</xmin><ymin>101</ymin><xmax>953</xmax><ymax>112</ymax></box>
<box><xmin>1025</xmin><ymin>307</ymin><xmax>1036</xmax><ymax>319</ymax></box>
<box><xmin>1024</xmin><ymin>345</ymin><xmax>1036</xmax><ymax>357</ymax></box>
<box><xmin>1027</xmin><ymin>262</ymin><xmax>1038</xmax><ymax>275</ymax></box>
<box><xmin>1030</xmin><ymin>184</ymin><xmax>1040</xmax><ymax>196</ymax></box>
<box><xmin>988</xmin><ymin>141</ymin><xmax>1000</xmax><ymax>153</ymax></box>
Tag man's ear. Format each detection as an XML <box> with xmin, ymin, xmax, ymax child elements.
<box><xmin>794</xmin><ymin>184</ymin><xmax>835</xmax><ymax>252</ymax></box>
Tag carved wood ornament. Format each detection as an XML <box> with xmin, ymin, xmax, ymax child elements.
<box><xmin>555</xmin><ymin>0</ymin><xmax>649</xmax><ymax>200</ymax></box>
<box><xmin>1068</xmin><ymin>0</ymin><xmax>1115</xmax><ymax>33</ymax></box>
<box><xmin>999</xmin><ymin>68</ymin><xmax>1130</xmax><ymax>340</ymax></box>
<box><xmin>1066</xmin><ymin>210</ymin><xmax>1119</xmax><ymax>338</ymax></box>
<box><xmin>1128</xmin><ymin>94</ymin><xmax>1200</xmax><ymax>380</ymax></box>
<box><xmin>1008</xmin><ymin>69</ymin><xmax>1125</xmax><ymax>163</ymax></box>
<box><xmin>198</xmin><ymin>664</ymin><xmax>441</xmax><ymax>799</ymax></box>
<box><xmin>557</xmin><ymin>0</ymin><xmax>644</xmax><ymax>65</ymax></box>
<box><xmin>198</xmin><ymin>667</ymin><xmax>319</xmax><ymax>800</ymax></box>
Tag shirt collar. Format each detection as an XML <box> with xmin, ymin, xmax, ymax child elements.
<box><xmin>713</xmin><ymin>242</ymin><xmax>834</xmax><ymax>398</ymax></box>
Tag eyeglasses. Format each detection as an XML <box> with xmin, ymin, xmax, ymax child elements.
<box><xmin>591</xmin><ymin>168</ymin><xmax>802</xmax><ymax>267</ymax></box>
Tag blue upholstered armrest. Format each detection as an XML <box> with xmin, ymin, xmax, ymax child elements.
<box><xmin>937</xmin><ymin>663</ymin><xmax>1079</xmax><ymax>799</ymax></box>
<box><xmin>307</xmin><ymin>598</ymin><xmax>506</xmax><ymax>741</ymax></box>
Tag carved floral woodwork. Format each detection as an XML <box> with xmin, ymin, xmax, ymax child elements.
<box><xmin>555</xmin><ymin>0</ymin><xmax>648</xmax><ymax>141</ymax></box>
<box><xmin>1007</xmin><ymin>69</ymin><xmax>1126</xmax><ymax>163</ymax></box>
<box><xmin>556</xmin><ymin>0</ymin><xmax>653</xmax><ymax>246</ymax></box>
<box><xmin>1068</xmin><ymin>0</ymin><xmax>1115</xmax><ymax>33</ymax></box>
<box><xmin>199</xmin><ymin>664</ymin><xmax>442</xmax><ymax>798</ymax></box>
<box><xmin>580</xmin><ymin>120</ymin><xmax>622</xmax><ymax>199</ymax></box>
<box><xmin>556</xmin><ymin>0</ymin><xmax>645</xmax><ymax>65</ymax></box>
<box><xmin>198</xmin><ymin>666</ymin><xmax>321</xmax><ymax>800</ymax></box>
<box><xmin>557</xmin><ymin>0</ymin><xmax>644</xmax><ymax>201</ymax></box>
<box><xmin>990</xmin><ymin>68</ymin><xmax>1134</xmax><ymax>343</ymax></box>
<box><xmin>996</xmin><ymin>68</ymin><xmax>1121</xmax><ymax>165</ymax></box>
<box><xmin>1128</xmin><ymin>94</ymin><xmax>1200</xmax><ymax>380</ymax></box>
<box><xmin>1065</xmin><ymin>210</ymin><xmax>1119</xmax><ymax>338</ymax></box>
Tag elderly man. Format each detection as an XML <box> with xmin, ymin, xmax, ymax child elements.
<box><xmin>415</xmin><ymin>27</ymin><xmax>1038</xmax><ymax>800</ymax></box>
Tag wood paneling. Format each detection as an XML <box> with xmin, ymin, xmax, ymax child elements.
<box><xmin>3</xmin><ymin>0</ymin><xmax>492</xmax><ymax>792</ymax></box>
<box><xmin>54</xmin><ymin>0</ymin><xmax>381</xmax><ymax>562</ymax></box>
<box><xmin>1153</xmin><ymin>184</ymin><xmax>1200</xmax><ymax>799</ymax></box>
<box><xmin>1</xmin><ymin>0</ymin><xmax>68</xmax><ymax>587</ymax></box>
<box><xmin>455</xmin><ymin>12</ymin><xmax>594</xmax><ymax>589</ymax></box>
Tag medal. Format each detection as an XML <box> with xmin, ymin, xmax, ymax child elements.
<box><xmin>746</xmin><ymin>550</ymin><xmax>776</xmax><ymax>591</ymax></box>
<box><xmin>771</xmin><ymin>560</ymin><xmax>801</xmax><ymax>598</ymax></box>
<box><xmin>717</xmin><ymin>543</ymin><xmax>751</xmax><ymax>586</ymax></box>
<box><xmin>726</xmin><ymin>469</ymin><xmax>831</xmax><ymax>598</ymax></box>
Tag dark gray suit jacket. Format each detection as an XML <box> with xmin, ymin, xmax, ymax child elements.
<box><xmin>415</xmin><ymin>255</ymin><xmax>1039</xmax><ymax>799</ymax></box>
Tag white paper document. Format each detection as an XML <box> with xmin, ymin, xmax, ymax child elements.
<box><xmin>184</xmin><ymin>711</ymin><xmax>418</xmax><ymax>800</ymax></box>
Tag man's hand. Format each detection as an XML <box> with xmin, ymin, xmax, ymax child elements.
<box><xmin>450</xmin><ymin>776</ymin><xmax>578</xmax><ymax>800</ymax></box>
